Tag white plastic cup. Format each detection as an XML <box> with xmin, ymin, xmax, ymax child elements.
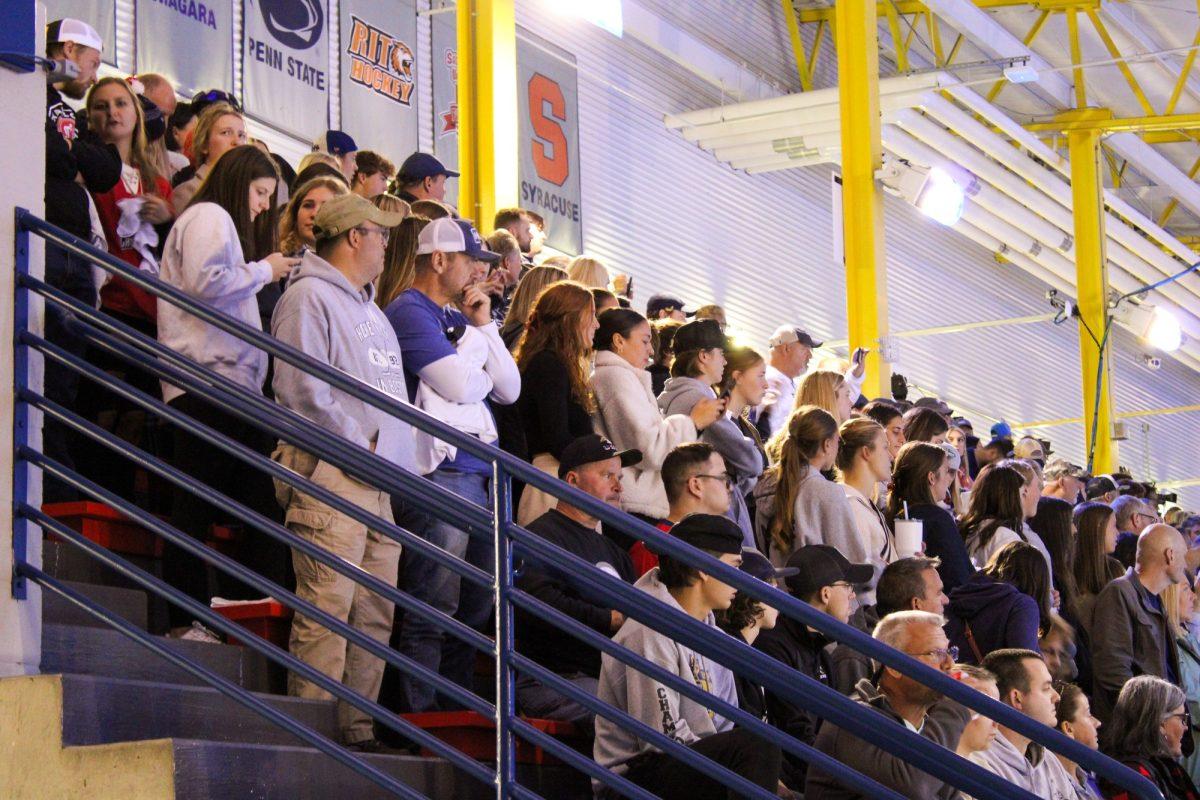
<box><xmin>895</xmin><ymin>518</ymin><xmax>924</xmax><ymax>558</ymax></box>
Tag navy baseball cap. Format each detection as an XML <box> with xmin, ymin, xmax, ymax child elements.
<box><xmin>314</xmin><ymin>130</ymin><xmax>358</xmax><ymax>157</ymax></box>
<box><xmin>416</xmin><ymin>217</ymin><xmax>502</xmax><ymax>263</ymax></box>
<box><xmin>399</xmin><ymin>151</ymin><xmax>460</xmax><ymax>181</ymax></box>
<box><xmin>557</xmin><ymin>434</ymin><xmax>641</xmax><ymax>478</ymax></box>
<box><xmin>646</xmin><ymin>294</ymin><xmax>693</xmax><ymax>318</ymax></box>
<box><xmin>740</xmin><ymin>549</ymin><xmax>799</xmax><ymax>583</ymax></box>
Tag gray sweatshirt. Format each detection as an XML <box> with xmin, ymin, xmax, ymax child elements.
<box><xmin>754</xmin><ymin>467</ymin><xmax>864</xmax><ymax>568</ymax></box>
<box><xmin>977</xmin><ymin>728</ymin><xmax>1075</xmax><ymax>799</ymax></box>
<box><xmin>157</xmin><ymin>202</ymin><xmax>271</xmax><ymax>404</ymax></box>
<box><xmin>271</xmin><ymin>252</ymin><xmax>416</xmax><ymax>471</ymax></box>
<box><xmin>658</xmin><ymin>376</ymin><xmax>762</xmax><ymax>547</ymax></box>
<box><xmin>594</xmin><ymin>568</ymin><xmax>738</xmax><ymax>777</ymax></box>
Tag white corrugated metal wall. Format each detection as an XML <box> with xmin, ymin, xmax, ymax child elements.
<box><xmin>510</xmin><ymin>0</ymin><xmax>1200</xmax><ymax>507</ymax></box>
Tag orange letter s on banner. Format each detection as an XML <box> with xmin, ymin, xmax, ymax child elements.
<box><xmin>528</xmin><ymin>73</ymin><xmax>568</xmax><ymax>187</ymax></box>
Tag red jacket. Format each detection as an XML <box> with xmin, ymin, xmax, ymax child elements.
<box><xmin>92</xmin><ymin>165</ymin><xmax>173</xmax><ymax>322</ymax></box>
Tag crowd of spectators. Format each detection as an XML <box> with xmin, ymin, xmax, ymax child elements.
<box><xmin>42</xmin><ymin>18</ymin><xmax>1200</xmax><ymax>799</ymax></box>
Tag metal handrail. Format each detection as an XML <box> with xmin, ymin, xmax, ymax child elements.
<box><xmin>13</xmin><ymin>211</ymin><xmax>1163</xmax><ymax>800</ymax></box>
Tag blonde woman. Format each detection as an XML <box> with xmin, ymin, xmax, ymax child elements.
<box><xmin>500</xmin><ymin>265</ymin><xmax>568</xmax><ymax>350</ymax></box>
<box><xmin>173</xmin><ymin>101</ymin><xmax>247</xmax><ymax>210</ymax></box>
<box><xmin>765</xmin><ymin>369</ymin><xmax>852</xmax><ymax>461</ymax></box>
<box><xmin>278</xmin><ymin>176</ymin><xmax>349</xmax><ymax>257</ymax></box>
<box><xmin>566</xmin><ymin>255</ymin><xmax>610</xmax><ymax>289</ymax></box>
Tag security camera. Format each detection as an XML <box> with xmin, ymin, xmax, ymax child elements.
<box><xmin>1141</xmin><ymin>354</ymin><xmax>1162</xmax><ymax>370</ymax></box>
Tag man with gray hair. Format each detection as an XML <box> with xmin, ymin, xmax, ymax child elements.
<box><xmin>1092</xmin><ymin>524</ymin><xmax>1187</xmax><ymax>723</ymax></box>
<box><xmin>1113</xmin><ymin>495</ymin><xmax>1160</xmax><ymax>568</ymax></box>
<box><xmin>1042</xmin><ymin>459</ymin><xmax>1087</xmax><ymax>504</ymax></box>
<box><xmin>805</xmin><ymin>610</ymin><xmax>973</xmax><ymax>799</ymax></box>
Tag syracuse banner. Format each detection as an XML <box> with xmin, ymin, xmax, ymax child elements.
<box><xmin>517</xmin><ymin>30</ymin><xmax>583</xmax><ymax>255</ymax></box>
<box><xmin>242</xmin><ymin>0</ymin><xmax>329</xmax><ymax>140</ymax></box>
<box><xmin>136</xmin><ymin>0</ymin><xmax>233</xmax><ymax>100</ymax></box>
<box><xmin>339</xmin><ymin>0</ymin><xmax>418</xmax><ymax>160</ymax></box>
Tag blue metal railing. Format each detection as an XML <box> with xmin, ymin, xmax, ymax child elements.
<box><xmin>12</xmin><ymin>210</ymin><xmax>1163</xmax><ymax>800</ymax></box>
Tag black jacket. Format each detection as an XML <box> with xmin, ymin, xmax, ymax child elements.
<box><xmin>515</xmin><ymin>509</ymin><xmax>635</xmax><ymax>677</ymax></box>
<box><xmin>45</xmin><ymin>85</ymin><xmax>121</xmax><ymax>241</ymax></box>
<box><xmin>754</xmin><ymin>613</ymin><xmax>834</xmax><ymax>784</ymax></box>
<box><xmin>907</xmin><ymin>502</ymin><xmax>975</xmax><ymax>593</ymax></box>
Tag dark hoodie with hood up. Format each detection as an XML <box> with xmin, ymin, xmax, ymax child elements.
<box><xmin>944</xmin><ymin>569</ymin><xmax>1041</xmax><ymax>663</ymax></box>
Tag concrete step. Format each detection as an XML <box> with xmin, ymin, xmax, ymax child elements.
<box><xmin>169</xmin><ymin>739</ymin><xmax>589</xmax><ymax>800</ymax></box>
<box><xmin>57</xmin><ymin>674</ymin><xmax>338</xmax><ymax>749</ymax></box>
<box><xmin>41</xmin><ymin>539</ymin><xmax>160</xmax><ymax>589</ymax></box>
<box><xmin>41</xmin><ymin>624</ymin><xmax>271</xmax><ymax>693</ymax></box>
<box><xmin>42</xmin><ymin>578</ymin><xmax>148</xmax><ymax>630</ymax></box>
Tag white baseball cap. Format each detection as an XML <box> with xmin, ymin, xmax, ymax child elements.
<box><xmin>416</xmin><ymin>217</ymin><xmax>501</xmax><ymax>263</ymax></box>
<box><xmin>47</xmin><ymin>18</ymin><xmax>104</xmax><ymax>53</ymax></box>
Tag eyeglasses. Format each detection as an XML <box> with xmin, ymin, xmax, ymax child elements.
<box><xmin>354</xmin><ymin>226</ymin><xmax>390</xmax><ymax>244</ymax></box>
<box><xmin>694</xmin><ymin>474</ymin><xmax>734</xmax><ymax>490</ymax></box>
<box><xmin>1136</xmin><ymin>512</ymin><xmax>1160</xmax><ymax>524</ymax></box>
<box><xmin>910</xmin><ymin>646</ymin><xmax>959</xmax><ymax>663</ymax></box>
<box><xmin>1165</xmin><ymin>711</ymin><xmax>1190</xmax><ymax>723</ymax></box>
<box><xmin>829</xmin><ymin>581</ymin><xmax>855</xmax><ymax>591</ymax></box>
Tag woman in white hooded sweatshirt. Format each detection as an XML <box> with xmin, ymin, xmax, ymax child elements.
<box><xmin>157</xmin><ymin>144</ymin><xmax>297</xmax><ymax>638</ymax></box>
<box><xmin>589</xmin><ymin>309</ymin><xmax>722</xmax><ymax>529</ymax></box>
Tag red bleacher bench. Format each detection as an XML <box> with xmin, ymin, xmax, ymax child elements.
<box><xmin>206</xmin><ymin>523</ymin><xmax>242</xmax><ymax>557</ymax></box>
<box><xmin>211</xmin><ymin>598</ymin><xmax>293</xmax><ymax>648</ymax></box>
<box><xmin>42</xmin><ymin>501</ymin><xmax>164</xmax><ymax>558</ymax></box>
<box><xmin>401</xmin><ymin>711</ymin><xmax>586</xmax><ymax>765</ymax></box>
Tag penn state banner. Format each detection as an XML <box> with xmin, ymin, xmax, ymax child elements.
<box><xmin>242</xmin><ymin>0</ymin><xmax>329</xmax><ymax>140</ymax></box>
<box><xmin>430</xmin><ymin>6</ymin><xmax>459</xmax><ymax>209</ymax></box>
<box><xmin>338</xmin><ymin>0</ymin><xmax>418</xmax><ymax>159</ymax></box>
<box><xmin>43</xmin><ymin>0</ymin><xmax>117</xmax><ymax>66</ymax></box>
<box><xmin>516</xmin><ymin>30</ymin><xmax>583</xmax><ymax>256</ymax></box>
<box><xmin>136</xmin><ymin>0</ymin><xmax>233</xmax><ymax>99</ymax></box>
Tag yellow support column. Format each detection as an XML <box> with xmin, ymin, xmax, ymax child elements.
<box><xmin>1067</xmin><ymin>119</ymin><xmax>1117</xmax><ymax>473</ymax></box>
<box><xmin>837</xmin><ymin>0</ymin><xmax>890</xmax><ymax>399</ymax></box>
<box><xmin>456</xmin><ymin>0</ymin><xmax>519</xmax><ymax>229</ymax></box>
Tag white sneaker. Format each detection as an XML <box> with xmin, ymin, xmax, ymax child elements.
<box><xmin>176</xmin><ymin>621</ymin><xmax>222</xmax><ymax>644</ymax></box>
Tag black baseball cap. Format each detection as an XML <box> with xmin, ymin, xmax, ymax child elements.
<box><xmin>740</xmin><ymin>548</ymin><xmax>799</xmax><ymax>583</ymax></box>
<box><xmin>398</xmin><ymin>151</ymin><xmax>459</xmax><ymax>181</ymax></box>
<box><xmin>670</xmin><ymin>514</ymin><xmax>744</xmax><ymax>555</ymax></box>
<box><xmin>557</xmin><ymin>434</ymin><xmax>641</xmax><ymax>478</ymax></box>
<box><xmin>1086</xmin><ymin>475</ymin><xmax>1119</xmax><ymax>499</ymax></box>
<box><xmin>646</xmin><ymin>294</ymin><xmax>693</xmax><ymax>318</ymax></box>
<box><xmin>672</xmin><ymin>319</ymin><xmax>727</xmax><ymax>352</ymax></box>
<box><xmin>784</xmin><ymin>545</ymin><xmax>873</xmax><ymax>597</ymax></box>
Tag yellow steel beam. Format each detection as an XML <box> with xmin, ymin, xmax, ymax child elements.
<box><xmin>883</xmin><ymin>2</ymin><xmax>910</xmax><ymax>72</ymax></box>
<box><xmin>1026</xmin><ymin>111</ymin><xmax>1200</xmax><ymax>134</ymax></box>
<box><xmin>808</xmin><ymin>19</ymin><xmax>828</xmax><ymax>86</ymax></box>
<box><xmin>986</xmin><ymin>9</ymin><xmax>1051</xmax><ymax>103</ymax></box>
<box><xmin>1067</xmin><ymin>118</ymin><xmax>1117</xmax><ymax>473</ymax></box>
<box><xmin>1085</xmin><ymin>8</ymin><xmax>1156</xmax><ymax>116</ymax></box>
<box><xmin>1066</xmin><ymin>7</ymin><xmax>1087</xmax><ymax>109</ymax></box>
<box><xmin>926</xmin><ymin>8</ymin><xmax>946</xmax><ymax>66</ymax></box>
<box><xmin>1165</xmin><ymin>22</ymin><xmax>1200</xmax><ymax>115</ymax></box>
<box><xmin>781</xmin><ymin>0</ymin><xmax>814</xmax><ymax>91</ymax></box>
<box><xmin>456</xmin><ymin>0</ymin><xmax>519</xmax><ymax>230</ymax></box>
<box><xmin>946</xmin><ymin>33</ymin><xmax>965</xmax><ymax>66</ymax></box>
<box><xmin>837</xmin><ymin>0</ymin><xmax>891</xmax><ymax>399</ymax></box>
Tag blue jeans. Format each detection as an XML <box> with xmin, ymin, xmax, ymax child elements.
<box><xmin>397</xmin><ymin>469</ymin><xmax>494</xmax><ymax>712</ymax></box>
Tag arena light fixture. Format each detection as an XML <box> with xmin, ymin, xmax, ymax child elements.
<box><xmin>877</xmin><ymin>155</ymin><xmax>967</xmax><ymax>226</ymax></box>
<box><xmin>1113</xmin><ymin>302</ymin><xmax>1184</xmax><ymax>353</ymax></box>
<box><xmin>556</xmin><ymin>0</ymin><xmax>622</xmax><ymax>37</ymax></box>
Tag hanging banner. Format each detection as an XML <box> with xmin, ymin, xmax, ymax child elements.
<box><xmin>430</xmin><ymin>7</ymin><xmax>459</xmax><ymax>209</ymax></box>
<box><xmin>136</xmin><ymin>0</ymin><xmax>233</xmax><ymax>99</ymax></box>
<box><xmin>517</xmin><ymin>30</ymin><xmax>583</xmax><ymax>255</ymax></box>
<box><xmin>44</xmin><ymin>0</ymin><xmax>117</xmax><ymax>66</ymax></box>
<box><xmin>242</xmin><ymin>0</ymin><xmax>329</xmax><ymax>140</ymax></box>
<box><xmin>338</xmin><ymin>0</ymin><xmax>418</xmax><ymax>159</ymax></box>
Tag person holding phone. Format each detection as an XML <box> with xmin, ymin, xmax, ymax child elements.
<box><xmin>659</xmin><ymin>320</ymin><xmax>763</xmax><ymax>547</ymax></box>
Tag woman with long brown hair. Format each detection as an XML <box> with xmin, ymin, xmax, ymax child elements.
<box><xmin>376</xmin><ymin>214</ymin><xmax>428</xmax><ymax>310</ymax></box>
<box><xmin>513</xmin><ymin>281</ymin><xmax>600</xmax><ymax>524</ymax></box>
<box><xmin>887</xmin><ymin>441</ymin><xmax>974</xmax><ymax>592</ymax></box>
<box><xmin>278</xmin><ymin>175</ymin><xmax>349</xmax><ymax>257</ymax></box>
<box><xmin>157</xmin><ymin>144</ymin><xmax>297</xmax><ymax>639</ymax></box>
<box><xmin>1073</xmin><ymin>501</ymin><xmax>1123</xmax><ymax>639</ymax></box>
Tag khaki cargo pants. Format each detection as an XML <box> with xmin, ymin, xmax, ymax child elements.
<box><xmin>274</xmin><ymin>443</ymin><xmax>400</xmax><ymax>744</ymax></box>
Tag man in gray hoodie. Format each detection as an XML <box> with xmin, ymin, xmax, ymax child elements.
<box><xmin>270</xmin><ymin>193</ymin><xmax>412</xmax><ymax>751</ymax></box>
<box><xmin>977</xmin><ymin>648</ymin><xmax>1074</xmax><ymax>797</ymax></box>
<box><xmin>594</xmin><ymin>514</ymin><xmax>781</xmax><ymax>799</ymax></box>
